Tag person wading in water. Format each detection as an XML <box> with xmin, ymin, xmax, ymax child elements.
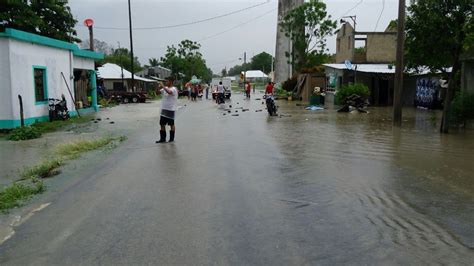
<box><xmin>157</xmin><ymin>80</ymin><xmax>178</xmax><ymax>143</ymax></box>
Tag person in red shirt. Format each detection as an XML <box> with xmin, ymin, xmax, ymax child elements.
<box><xmin>265</xmin><ymin>82</ymin><xmax>274</xmax><ymax>95</ymax></box>
<box><xmin>245</xmin><ymin>81</ymin><xmax>251</xmax><ymax>99</ymax></box>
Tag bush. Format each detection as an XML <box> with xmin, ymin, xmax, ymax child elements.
<box><xmin>336</xmin><ymin>83</ymin><xmax>370</xmax><ymax>103</ymax></box>
<box><xmin>282</xmin><ymin>76</ymin><xmax>298</xmax><ymax>92</ymax></box>
<box><xmin>450</xmin><ymin>91</ymin><xmax>474</xmax><ymax>126</ymax></box>
<box><xmin>7</xmin><ymin>126</ymin><xmax>42</xmax><ymax>141</ymax></box>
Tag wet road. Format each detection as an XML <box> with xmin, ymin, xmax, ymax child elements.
<box><xmin>1</xmin><ymin>95</ymin><xmax>473</xmax><ymax>264</ymax></box>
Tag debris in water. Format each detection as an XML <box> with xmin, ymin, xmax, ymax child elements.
<box><xmin>232</xmin><ymin>114</ymin><xmax>239</xmax><ymax>116</ymax></box>
<box><xmin>109</xmin><ymin>121</ymin><xmax>115</xmax><ymax>124</ymax></box>
<box><xmin>256</xmin><ymin>109</ymin><xmax>263</xmax><ymax>112</ymax></box>
<box><xmin>305</xmin><ymin>106</ymin><xmax>324</xmax><ymax>111</ymax></box>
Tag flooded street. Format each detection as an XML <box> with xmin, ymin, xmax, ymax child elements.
<box><xmin>0</xmin><ymin>94</ymin><xmax>473</xmax><ymax>264</ymax></box>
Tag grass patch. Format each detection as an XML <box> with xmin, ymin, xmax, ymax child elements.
<box><xmin>19</xmin><ymin>136</ymin><xmax>126</xmax><ymax>180</ymax></box>
<box><xmin>6</xmin><ymin>115</ymin><xmax>94</xmax><ymax>141</ymax></box>
<box><xmin>20</xmin><ymin>158</ymin><xmax>63</xmax><ymax>179</ymax></box>
<box><xmin>54</xmin><ymin>137</ymin><xmax>119</xmax><ymax>159</ymax></box>
<box><xmin>7</xmin><ymin>126</ymin><xmax>42</xmax><ymax>141</ymax></box>
<box><xmin>0</xmin><ymin>180</ymin><xmax>45</xmax><ymax>213</ymax></box>
<box><xmin>32</xmin><ymin>115</ymin><xmax>93</xmax><ymax>134</ymax></box>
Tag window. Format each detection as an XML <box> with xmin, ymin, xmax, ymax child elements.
<box><xmin>33</xmin><ymin>66</ymin><xmax>47</xmax><ymax>103</ymax></box>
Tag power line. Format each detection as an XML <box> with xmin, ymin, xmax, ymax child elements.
<box><xmin>198</xmin><ymin>8</ymin><xmax>277</xmax><ymax>42</ymax></box>
<box><xmin>134</xmin><ymin>8</ymin><xmax>276</xmax><ymax>51</ymax></box>
<box><xmin>373</xmin><ymin>0</ymin><xmax>386</xmax><ymax>32</ymax></box>
<box><xmin>339</xmin><ymin>0</ymin><xmax>363</xmax><ymax>18</ymax></box>
<box><xmin>90</xmin><ymin>1</ymin><xmax>270</xmax><ymax>31</ymax></box>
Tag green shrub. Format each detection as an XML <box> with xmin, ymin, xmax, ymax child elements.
<box><xmin>336</xmin><ymin>83</ymin><xmax>370</xmax><ymax>103</ymax></box>
<box><xmin>7</xmin><ymin>126</ymin><xmax>42</xmax><ymax>141</ymax></box>
<box><xmin>0</xmin><ymin>181</ymin><xmax>45</xmax><ymax>212</ymax></box>
<box><xmin>282</xmin><ymin>76</ymin><xmax>298</xmax><ymax>92</ymax></box>
<box><xmin>450</xmin><ymin>91</ymin><xmax>474</xmax><ymax>126</ymax></box>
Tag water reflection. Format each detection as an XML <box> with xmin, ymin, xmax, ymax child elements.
<box><xmin>269</xmin><ymin>102</ymin><xmax>474</xmax><ymax>263</ymax></box>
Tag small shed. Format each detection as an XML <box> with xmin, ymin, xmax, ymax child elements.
<box><xmin>0</xmin><ymin>28</ymin><xmax>104</xmax><ymax>129</ymax></box>
<box><xmin>244</xmin><ymin>70</ymin><xmax>269</xmax><ymax>82</ymax></box>
<box><xmin>97</xmin><ymin>63</ymin><xmax>156</xmax><ymax>92</ymax></box>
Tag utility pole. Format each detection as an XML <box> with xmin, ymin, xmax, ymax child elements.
<box><xmin>393</xmin><ymin>0</ymin><xmax>406</xmax><ymax>127</ymax></box>
<box><xmin>128</xmin><ymin>0</ymin><xmax>135</xmax><ymax>92</ymax></box>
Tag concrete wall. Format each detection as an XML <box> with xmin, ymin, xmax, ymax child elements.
<box><xmin>0</xmin><ymin>39</ymin><xmax>12</xmax><ymax>121</ymax></box>
<box><xmin>274</xmin><ymin>0</ymin><xmax>304</xmax><ymax>83</ymax></box>
<box><xmin>335</xmin><ymin>23</ymin><xmax>355</xmax><ymax>63</ymax></box>
<box><xmin>366</xmin><ymin>33</ymin><xmax>397</xmax><ymax>63</ymax></box>
<box><xmin>8</xmin><ymin>39</ymin><xmax>74</xmax><ymax>122</ymax></box>
<box><xmin>73</xmin><ymin>56</ymin><xmax>94</xmax><ymax>70</ymax></box>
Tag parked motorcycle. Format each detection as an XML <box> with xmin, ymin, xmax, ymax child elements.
<box><xmin>264</xmin><ymin>94</ymin><xmax>277</xmax><ymax>116</ymax></box>
<box><xmin>48</xmin><ymin>95</ymin><xmax>70</xmax><ymax>122</ymax></box>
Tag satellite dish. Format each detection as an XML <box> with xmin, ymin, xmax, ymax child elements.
<box><xmin>84</xmin><ymin>18</ymin><xmax>94</xmax><ymax>27</ymax></box>
<box><xmin>344</xmin><ymin>60</ymin><xmax>352</xmax><ymax>70</ymax></box>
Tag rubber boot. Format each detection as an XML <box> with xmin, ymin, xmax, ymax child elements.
<box><xmin>156</xmin><ymin>130</ymin><xmax>166</xmax><ymax>143</ymax></box>
<box><xmin>169</xmin><ymin>130</ymin><xmax>175</xmax><ymax>142</ymax></box>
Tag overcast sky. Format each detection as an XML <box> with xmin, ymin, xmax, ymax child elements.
<box><xmin>70</xmin><ymin>0</ymin><xmax>399</xmax><ymax>73</ymax></box>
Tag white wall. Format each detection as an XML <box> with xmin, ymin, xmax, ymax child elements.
<box><xmin>8</xmin><ymin>39</ymin><xmax>74</xmax><ymax>120</ymax></box>
<box><xmin>73</xmin><ymin>56</ymin><xmax>94</xmax><ymax>70</ymax></box>
<box><xmin>0</xmin><ymin>39</ymin><xmax>12</xmax><ymax>120</ymax></box>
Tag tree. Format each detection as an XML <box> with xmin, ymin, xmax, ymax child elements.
<box><xmin>221</xmin><ymin>68</ymin><xmax>227</xmax><ymax>77</ymax></box>
<box><xmin>148</xmin><ymin>58</ymin><xmax>159</xmax><ymax>67</ymax></box>
<box><xmin>160</xmin><ymin>40</ymin><xmax>212</xmax><ymax>82</ymax></box>
<box><xmin>0</xmin><ymin>0</ymin><xmax>79</xmax><ymax>42</ymax></box>
<box><xmin>405</xmin><ymin>0</ymin><xmax>473</xmax><ymax>133</ymax></box>
<box><xmin>250</xmin><ymin>52</ymin><xmax>273</xmax><ymax>74</ymax></box>
<box><xmin>280</xmin><ymin>0</ymin><xmax>336</xmax><ymax>72</ymax></box>
<box><xmin>100</xmin><ymin>48</ymin><xmax>142</xmax><ymax>73</ymax></box>
<box><xmin>80</xmin><ymin>39</ymin><xmax>113</xmax><ymax>54</ymax></box>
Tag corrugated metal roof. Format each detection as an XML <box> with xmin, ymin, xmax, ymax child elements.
<box><xmin>323</xmin><ymin>64</ymin><xmax>452</xmax><ymax>75</ymax></box>
<box><xmin>323</xmin><ymin>64</ymin><xmax>395</xmax><ymax>74</ymax></box>
<box><xmin>97</xmin><ymin>63</ymin><xmax>156</xmax><ymax>82</ymax></box>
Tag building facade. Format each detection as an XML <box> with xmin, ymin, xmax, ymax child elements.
<box><xmin>0</xmin><ymin>28</ymin><xmax>103</xmax><ymax>129</ymax></box>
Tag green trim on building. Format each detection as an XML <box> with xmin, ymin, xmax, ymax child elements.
<box><xmin>0</xmin><ymin>115</ymin><xmax>50</xmax><ymax>129</ymax></box>
<box><xmin>0</xmin><ymin>107</ymin><xmax>97</xmax><ymax>129</ymax></box>
<box><xmin>89</xmin><ymin>70</ymin><xmax>99</xmax><ymax>111</ymax></box>
<box><xmin>0</xmin><ymin>28</ymin><xmax>104</xmax><ymax>60</ymax></box>
<box><xmin>32</xmin><ymin>65</ymin><xmax>48</xmax><ymax>105</ymax></box>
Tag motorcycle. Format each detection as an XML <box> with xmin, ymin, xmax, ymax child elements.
<box><xmin>48</xmin><ymin>95</ymin><xmax>70</xmax><ymax>122</ymax></box>
<box><xmin>264</xmin><ymin>94</ymin><xmax>277</xmax><ymax>116</ymax></box>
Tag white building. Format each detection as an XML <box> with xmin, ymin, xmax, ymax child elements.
<box><xmin>0</xmin><ymin>28</ymin><xmax>103</xmax><ymax>129</ymax></box>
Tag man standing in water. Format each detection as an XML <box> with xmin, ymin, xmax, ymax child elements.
<box><xmin>157</xmin><ymin>80</ymin><xmax>178</xmax><ymax>143</ymax></box>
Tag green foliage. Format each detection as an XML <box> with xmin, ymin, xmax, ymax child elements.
<box><xmin>336</xmin><ymin>83</ymin><xmax>370</xmax><ymax>103</ymax></box>
<box><xmin>54</xmin><ymin>137</ymin><xmax>119</xmax><ymax>160</ymax></box>
<box><xmin>280</xmin><ymin>0</ymin><xmax>337</xmax><ymax>71</ymax></box>
<box><xmin>282</xmin><ymin>76</ymin><xmax>298</xmax><ymax>92</ymax></box>
<box><xmin>405</xmin><ymin>0</ymin><xmax>473</xmax><ymax>72</ymax></box>
<box><xmin>354</xmin><ymin>47</ymin><xmax>366</xmax><ymax>53</ymax></box>
<box><xmin>0</xmin><ymin>0</ymin><xmax>79</xmax><ymax>42</ymax></box>
<box><xmin>7</xmin><ymin>126</ymin><xmax>41</xmax><ymax>141</ymax></box>
<box><xmin>250</xmin><ymin>52</ymin><xmax>273</xmax><ymax>74</ymax></box>
<box><xmin>100</xmin><ymin>48</ymin><xmax>142</xmax><ymax>73</ymax></box>
<box><xmin>148</xmin><ymin>58</ymin><xmax>159</xmax><ymax>67</ymax></box>
<box><xmin>227</xmin><ymin>52</ymin><xmax>274</xmax><ymax>76</ymax></box>
<box><xmin>32</xmin><ymin>115</ymin><xmax>93</xmax><ymax>134</ymax></box>
<box><xmin>450</xmin><ymin>91</ymin><xmax>474</xmax><ymax>126</ymax></box>
<box><xmin>160</xmin><ymin>40</ymin><xmax>212</xmax><ymax>82</ymax></box>
<box><xmin>20</xmin><ymin>158</ymin><xmax>63</xmax><ymax>179</ymax></box>
<box><xmin>0</xmin><ymin>181</ymin><xmax>45</xmax><ymax>213</ymax></box>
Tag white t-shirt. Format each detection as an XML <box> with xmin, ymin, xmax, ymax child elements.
<box><xmin>217</xmin><ymin>84</ymin><xmax>225</xmax><ymax>93</ymax></box>
<box><xmin>160</xmin><ymin>87</ymin><xmax>178</xmax><ymax>111</ymax></box>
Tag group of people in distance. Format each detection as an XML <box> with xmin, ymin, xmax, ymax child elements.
<box><xmin>155</xmin><ymin>80</ymin><xmax>275</xmax><ymax>144</ymax></box>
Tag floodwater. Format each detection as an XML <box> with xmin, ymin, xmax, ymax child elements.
<box><xmin>0</xmin><ymin>94</ymin><xmax>473</xmax><ymax>264</ymax></box>
<box><xmin>266</xmin><ymin>100</ymin><xmax>474</xmax><ymax>263</ymax></box>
